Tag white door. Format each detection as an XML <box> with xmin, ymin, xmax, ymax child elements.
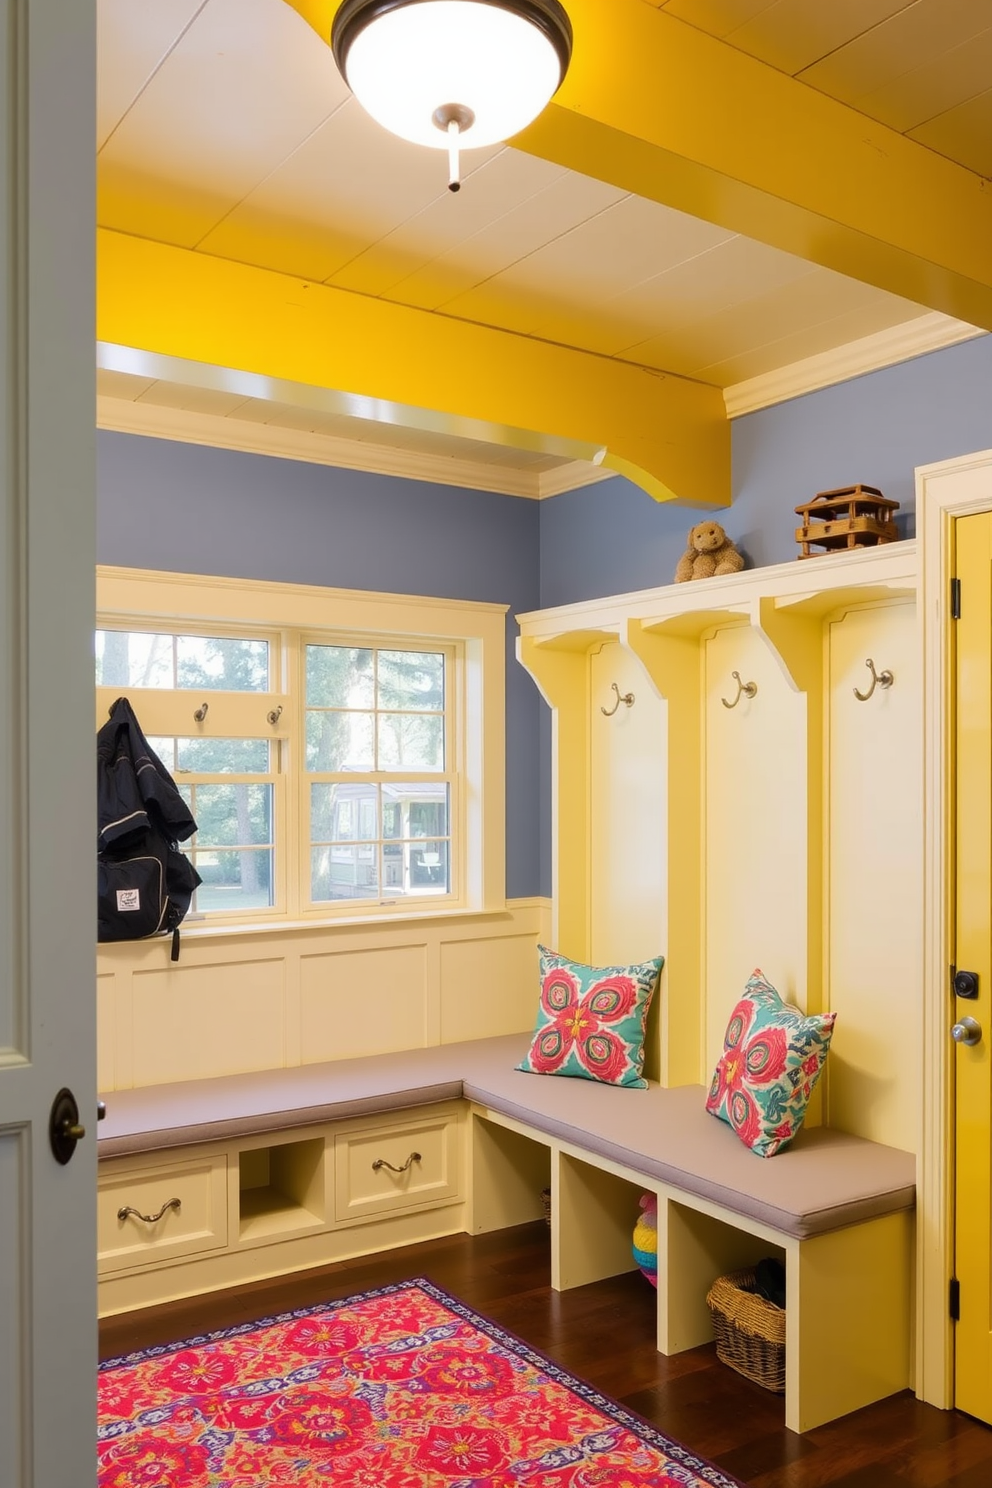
<box><xmin>0</xmin><ymin>3</ymin><xmax>96</xmax><ymax>1485</ymax></box>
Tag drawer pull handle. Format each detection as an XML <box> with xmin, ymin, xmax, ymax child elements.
<box><xmin>372</xmin><ymin>1151</ymin><xmax>421</xmax><ymax>1175</ymax></box>
<box><xmin>117</xmin><ymin>1197</ymin><xmax>182</xmax><ymax>1225</ymax></box>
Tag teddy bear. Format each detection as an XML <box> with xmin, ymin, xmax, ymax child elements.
<box><xmin>674</xmin><ymin>521</ymin><xmax>745</xmax><ymax>582</ymax></box>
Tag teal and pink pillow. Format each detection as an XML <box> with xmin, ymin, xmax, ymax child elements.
<box><xmin>516</xmin><ymin>946</ymin><xmax>663</xmax><ymax>1088</ymax></box>
<box><xmin>706</xmin><ymin>969</ymin><xmax>836</xmax><ymax>1157</ymax></box>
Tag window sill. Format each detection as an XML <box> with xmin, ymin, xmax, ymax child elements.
<box><xmin>97</xmin><ymin>902</ymin><xmax>521</xmax><ymax>950</ymax></box>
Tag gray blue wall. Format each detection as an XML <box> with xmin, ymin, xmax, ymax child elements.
<box><xmin>540</xmin><ymin>334</ymin><xmax>992</xmax><ymax>609</ymax></box>
<box><xmin>98</xmin><ymin>334</ymin><xmax>991</xmax><ymax>901</ymax></box>
<box><xmin>96</xmin><ymin>432</ymin><xmax>544</xmax><ymax>898</ymax></box>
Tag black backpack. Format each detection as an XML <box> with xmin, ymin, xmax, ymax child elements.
<box><xmin>97</xmin><ymin>697</ymin><xmax>202</xmax><ymax>959</ymax></box>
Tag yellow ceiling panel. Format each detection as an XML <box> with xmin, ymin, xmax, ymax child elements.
<box><xmin>855</xmin><ymin>27</ymin><xmax>992</xmax><ymax>133</ymax></box>
<box><xmin>198</xmin><ymin>99</ymin><xmax>472</xmax><ymax>283</ymax></box>
<box><xmin>97</xmin><ymin>0</ymin><xmax>206</xmax><ymax>151</ymax></box>
<box><xmin>724</xmin><ymin>0</ymin><xmax>915</xmax><ymax>76</ymax></box>
<box><xmin>358</xmin><ymin>169</ymin><xmax>626</xmax><ymax>310</ymax></box>
<box><xmin>318</xmin><ymin>149</ymin><xmax>568</xmax><ymax>301</ymax></box>
<box><xmin>656</xmin><ymin>1</ymin><xmax>777</xmax><ymax>37</ymax></box>
<box><xmin>799</xmin><ymin>0</ymin><xmax>991</xmax><ymax>106</ymax></box>
<box><xmin>909</xmin><ymin>87</ymin><xmax>992</xmax><ymax>176</ymax></box>
<box><xmin>98</xmin><ymin>0</ymin><xmax>348</xmax><ymax>247</ymax></box>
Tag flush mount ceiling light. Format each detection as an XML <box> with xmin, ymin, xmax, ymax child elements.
<box><xmin>331</xmin><ymin>0</ymin><xmax>573</xmax><ymax>192</ymax></box>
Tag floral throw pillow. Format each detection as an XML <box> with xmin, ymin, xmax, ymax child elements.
<box><xmin>706</xmin><ymin>969</ymin><xmax>836</xmax><ymax>1157</ymax></box>
<box><xmin>516</xmin><ymin>946</ymin><xmax>663</xmax><ymax>1089</ymax></box>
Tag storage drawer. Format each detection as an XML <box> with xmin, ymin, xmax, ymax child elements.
<box><xmin>98</xmin><ymin>1153</ymin><xmax>228</xmax><ymax>1274</ymax></box>
<box><xmin>334</xmin><ymin>1108</ymin><xmax>461</xmax><ymax>1223</ymax></box>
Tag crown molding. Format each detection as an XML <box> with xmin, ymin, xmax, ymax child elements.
<box><xmin>96</xmin><ymin>396</ymin><xmax>603</xmax><ymax>500</ymax></box>
<box><xmin>723</xmin><ymin>313</ymin><xmax>987</xmax><ymax>420</ymax></box>
<box><xmin>538</xmin><ymin>461</ymin><xmax>613</xmax><ymax>498</ymax></box>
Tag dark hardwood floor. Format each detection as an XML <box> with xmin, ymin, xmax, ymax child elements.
<box><xmin>99</xmin><ymin>1222</ymin><xmax>992</xmax><ymax>1487</ymax></box>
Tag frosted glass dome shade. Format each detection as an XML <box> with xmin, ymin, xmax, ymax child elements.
<box><xmin>332</xmin><ymin>0</ymin><xmax>572</xmax><ymax>151</ymax></box>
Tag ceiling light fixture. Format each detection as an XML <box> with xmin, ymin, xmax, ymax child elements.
<box><xmin>331</xmin><ymin>0</ymin><xmax>573</xmax><ymax>193</ymax></box>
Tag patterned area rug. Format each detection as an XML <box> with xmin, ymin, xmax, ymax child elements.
<box><xmin>98</xmin><ymin>1278</ymin><xmax>745</xmax><ymax>1487</ymax></box>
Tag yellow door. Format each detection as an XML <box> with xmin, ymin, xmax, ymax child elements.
<box><xmin>953</xmin><ymin>510</ymin><xmax>992</xmax><ymax>1423</ymax></box>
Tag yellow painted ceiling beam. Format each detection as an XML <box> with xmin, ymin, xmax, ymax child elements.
<box><xmin>97</xmin><ymin>229</ymin><xmax>729</xmax><ymax>508</ymax></box>
<box><xmin>288</xmin><ymin>0</ymin><xmax>992</xmax><ymax>330</ymax></box>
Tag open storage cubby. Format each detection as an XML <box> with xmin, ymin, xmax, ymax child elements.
<box><xmin>237</xmin><ymin>1135</ymin><xmax>325</xmax><ymax>1242</ymax></box>
<box><xmin>554</xmin><ymin>1152</ymin><xmax>643</xmax><ymax>1292</ymax></box>
<box><xmin>470</xmin><ymin>1112</ymin><xmax>551</xmax><ymax>1236</ymax></box>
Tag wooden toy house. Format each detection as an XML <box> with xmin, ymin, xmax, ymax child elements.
<box><xmin>795</xmin><ymin>485</ymin><xmax>900</xmax><ymax>557</ymax></box>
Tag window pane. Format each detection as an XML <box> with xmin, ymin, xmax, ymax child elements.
<box><xmin>382</xmin><ymin>839</ymin><xmax>450</xmax><ymax>896</ymax></box>
<box><xmin>311</xmin><ymin>844</ymin><xmax>379</xmax><ymax>903</ymax></box>
<box><xmin>96</xmin><ymin>630</ymin><xmax>173</xmax><ymax>689</ymax></box>
<box><xmin>306</xmin><ymin>711</ymin><xmax>374</xmax><ymax>772</ymax></box>
<box><xmin>189</xmin><ymin>847</ymin><xmax>273</xmax><ymax>913</ymax></box>
<box><xmin>188</xmin><ymin>783</ymin><xmax>273</xmax><ymax>847</ymax></box>
<box><xmin>148</xmin><ymin>737</ymin><xmax>270</xmax><ymax>774</ymax></box>
<box><xmin>377</xmin><ymin>650</ymin><xmax>444</xmax><ymax>711</ymax></box>
<box><xmin>311</xmin><ymin>783</ymin><xmax>378</xmax><ymax>844</ymax></box>
<box><xmin>377</xmin><ymin>713</ymin><xmax>444</xmax><ymax>771</ymax></box>
<box><xmin>408</xmin><ymin>840</ymin><xmax>449</xmax><ymax>892</ymax></box>
<box><xmin>306</xmin><ymin>645</ymin><xmax>374</xmax><ymax>708</ymax></box>
<box><xmin>384</xmin><ymin>782</ymin><xmax>449</xmax><ymax>838</ymax></box>
<box><xmin>176</xmin><ymin>634</ymin><xmax>269</xmax><ymax>691</ymax></box>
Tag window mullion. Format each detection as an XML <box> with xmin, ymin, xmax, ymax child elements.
<box><xmin>283</xmin><ymin>627</ymin><xmax>302</xmax><ymax>920</ymax></box>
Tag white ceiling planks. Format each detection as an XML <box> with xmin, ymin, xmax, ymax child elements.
<box><xmin>95</xmin><ymin>0</ymin><xmax>972</xmax><ymax>432</ymax></box>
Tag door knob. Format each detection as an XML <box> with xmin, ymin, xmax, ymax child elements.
<box><xmin>951</xmin><ymin>1017</ymin><xmax>982</xmax><ymax>1047</ymax></box>
<box><xmin>49</xmin><ymin>1087</ymin><xmax>86</xmax><ymax>1165</ymax></box>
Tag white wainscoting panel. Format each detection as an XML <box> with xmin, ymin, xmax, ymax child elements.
<box><xmin>300</xmin><ymin>945</ymin><xmax>428</xmax><ymax>1062</ymax></box>
<box><xmin>439</xmin><ymin>932</ymin><xmax>541</xmax><ymax>1043</ymax></box>
<box><xmin>98</xmin><ymin>973</ymin><xmax>116</xmax><ymax>1092</ymax></box>
<box><xmin>98</xmin><ymin>901</ymin><xmax>547</xmax><ymax>1089</ymax></box>
<box><xmin>131</xmin><ymin>957</ymin><xmax>286</xmax><ymax>1086</ymax></box>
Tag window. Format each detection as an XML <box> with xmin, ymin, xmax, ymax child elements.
<box><xmin>95</xmin><ymin>569</ymin><xmax>507</xmax><ymax>927</ymax></box>
<box><xmin>306</xmin><ymin>644</ymin><xmax>452</xmax><ymax>903</ymax></box>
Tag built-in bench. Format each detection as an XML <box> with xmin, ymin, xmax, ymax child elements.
<box><xmin>99</xmin><ymin>1033</ymin><xmax>915</xmax><ymax>1434</ymax></box>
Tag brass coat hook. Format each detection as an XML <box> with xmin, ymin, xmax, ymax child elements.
<box><xmin>854</xmin><ymin>658</ymin><xmax>894</xmax><ymax>702</ymax></box>
<box><xmin>601</xmin><ymin>682</ymin><xmax>635</xmax><ymax>716</ymax></box>
<box><xmin>721</xmin><ymin>671</ymin><xmax>757</xmax><ymax>709</ymax></box>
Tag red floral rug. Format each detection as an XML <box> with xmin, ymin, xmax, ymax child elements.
<box><xmin>98</xmin><ymin>1279</ymin><xmax>745</xmax><ymax>1487</ymax></box>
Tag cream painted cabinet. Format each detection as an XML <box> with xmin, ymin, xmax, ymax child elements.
<box><xmin>518</xmin><ymin>544</ymin><xmax>921</xmax><ymax>1153</ymax></box>
<box><xmin>97</xmin><ymin>1103</ymin><xmax>466</xmax><ymax>1316</ymax></box>
<box><xmin>99</xmin><ymin>1153</ymin><xmax>229</xmax><ymax>1274</ymax></box>
<box><xmin>334</xmin><ymin>1106</ymin><xmax>462</xmax><ymax>1223</ymax></box>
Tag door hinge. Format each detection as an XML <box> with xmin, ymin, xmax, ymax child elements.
<box><xmin>951</xmin><ymin>577</ymin><xmax>961</xmax><ymax>619</ymax></box>
<box><xmin>950</xmin><ymin>1277</ymin><xmax>960</xmax><ymax>1321</ymax></box>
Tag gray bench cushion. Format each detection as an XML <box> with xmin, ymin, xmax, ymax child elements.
<box><xmin>98</xmin><ymin>1033</ymin><xmax>915</xmax><ymax>1242</ymax></box>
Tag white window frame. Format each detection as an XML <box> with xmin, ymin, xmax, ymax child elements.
<box><xmin>96</xmin><ymin>566</ymin><xmax>507</xmax><ymax>929</ymax></box>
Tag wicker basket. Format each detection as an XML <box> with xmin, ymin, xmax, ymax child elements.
<box><xmin>706</xmin><ymin>1268</ymin><xmax>786</xmax><ymax>1393</ymax></box>
<box><xmin>540</xmin><ymin>1187</ymin><xmax>551</xmax><ymax>1227</ymax></box>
